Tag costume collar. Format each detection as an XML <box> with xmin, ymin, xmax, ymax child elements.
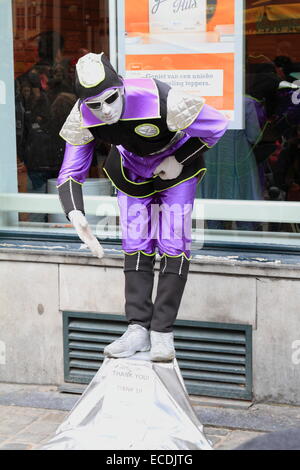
<box><xmin>80</xmin><ymin>78</ymin><xmax>160</xmax><ymax>128</ymax></box>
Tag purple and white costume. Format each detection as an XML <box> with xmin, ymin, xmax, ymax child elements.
<box><xmin>57</xmin><ymin>53</ymin><xmax>228</xmax><ymax>334</ymax></box>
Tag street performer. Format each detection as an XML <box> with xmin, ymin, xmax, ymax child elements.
<box><xmin>57</xmin><ymin>52</ymin><xmax>228</xmax><ymax>362</ymax></box>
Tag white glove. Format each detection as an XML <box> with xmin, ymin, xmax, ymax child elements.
<box><xmin>69</xmin><ymin>210</ymin><xmax>104</xmax><ymax>259</ymax></box>
<box><xmin>153</xmin><ymin>156</ymin><xmax>183</xmax><ymax>180</ymax></box>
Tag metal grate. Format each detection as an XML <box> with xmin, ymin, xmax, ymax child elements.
<box><xmin>63</xmin><ymin>312</ymin><xmax>252</xmax><ymax>400</ymax></box>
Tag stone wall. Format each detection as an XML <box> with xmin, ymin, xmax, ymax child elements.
<box><xmin>0</xmin><ymin>249</ymin><xmax>300</xmax><ymax>405</ymax></box>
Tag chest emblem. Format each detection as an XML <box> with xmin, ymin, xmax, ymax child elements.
<box><xmin>134</xmin><ymin>124</ymin><xmax>160</xmax><ymax>137</ymax></box>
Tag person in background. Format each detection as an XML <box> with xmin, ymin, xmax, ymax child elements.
<box><xmin>47</xmin><ymin>64</ymin><xmax>74</xmax><ymax>104</ymax></box>
<box><xmin>271</xmin><ymin>124</ymin><xmax>300</xmax><ymax>202</ymax></box>
<box><xmin>200</xmin><ymin>55</ymin><xmax>300</xmax><ymax>232</ymax></box>
<box><xmin>199</xmin><ymin>95</ymin><xmax>265</xmax><ymax>231</ymax></box>
<box><xmin>274</xmin><ymin>55</ymin><xmax>296</xmax><ymax>84</ymax></box>
<box><xmin>16</xmin><ymin>32</ymin><xmax>74</xmax><ymax>221</ymax></box>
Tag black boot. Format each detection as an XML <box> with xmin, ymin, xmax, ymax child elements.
<box><xmin>124</xmin><ymin>252</ymin><xmax>156</xmax><ymax>330</ymax></box>
<box><xmin>151</xmin><ymin>255</ymin><xmax>190</xmax><ymax>333</ymax></box>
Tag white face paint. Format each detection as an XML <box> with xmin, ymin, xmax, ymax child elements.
<box><xmin>85</xmin><ymin>88</ymin><xmax>124</xmax><ymax>124</ymax></box>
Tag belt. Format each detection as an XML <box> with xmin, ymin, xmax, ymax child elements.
<box><xmin>103</xmin><ymin>146</ymin><xmax>206</xmax><ymax>198</ymax></box>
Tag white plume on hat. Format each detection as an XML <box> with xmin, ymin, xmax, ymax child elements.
<box><xmin>76</xmin><ymin>52</ymin><xmax>105</xmax><ymax>88</ymax></box>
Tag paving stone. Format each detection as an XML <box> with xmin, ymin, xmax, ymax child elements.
<box><xmin>0</xmin><ymin>391</ymin><xmax>78</xmax><ymax>411</ymax></box>
<box><xmin>0</xmin><ymin>407</ymin><xmax>12</xmax><ymax>418</ymax></box>
<box><xmin>0</xmin><ymin>435</ymin><xmax>10</xmax><ymax>445</ymax></box>
<box><xmin>0</xmin><ymin>383</ymin><xmax>300</xmax><ymax>451</ymax></box>
<box><xmin>234</xmin><ymin>427</ymin><xmax>300</xmax><ymax>450</ymax></box>
<box><xmin>13</xmin><ymin>432</ymin><xmax>53</xmax><ymax>445</ymax></box>
<box><xmin>195</xmin><ymin>404</ymin><xmax>300</xmax><ymax>432</ymax></box>
<box><xmin>251</xmin><ymin>404</ymin><xmax>300</xmax><ymax>420</ymax></box>
<box><xmin>0</xmin><ymin>384</ymin><xmax>57</xmax><ymax>395</ymax></box>
<box><xmin>204</xmin><ymin>427</ymin><xmax>230</xmax><ymax>436</ymax></box>
<box><xmin>36</xmin><ymin>434</ymin><xmax>56</xmax><ymax>447</ymax></box>
<box><xmin>0</xmin><ymin>405</ymin><xmax>45</xmax><ymax>418</ymax></box>
<box><xmin>31</xmin><ymin>443</ymin><xmax>42</xmax><ymax>450</ymax></box>
<box><xmin>0</xmin><ymin>415</ymin><xmax>40</xmax><ymax>435</ymax></box>
<box><xmin>215</xmin><ymin>431</ymin><xmax>268</xmax><ymax>450</ymax></box>
<box><xmin>0</xmin><ymin>384</ymin><xmax>28</xmax><ymax>396</ymax></box>
<box><xmin>191</xmin><ymin>396</ymin><xmax>252</xmax><ymax>410</ymax></box>
<box><xmin>0</xmin><ymin>442</ymin><xmax>33</xmax><ymax>450</ymax></box>
<box><xmin>22</xmin><ymin>419</ymin><xmax>61</xmax><ymax>435</ymax></box>
<box><xmin>39</xmin><ymin>410</ymin><xmax>68</xmax><ymax>424</ymax></box>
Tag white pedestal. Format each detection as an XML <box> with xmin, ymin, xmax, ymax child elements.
<box><xmin>40</xmin><ymin>352</ymin><xmax>212</xmax><ymax>450</ymax></box>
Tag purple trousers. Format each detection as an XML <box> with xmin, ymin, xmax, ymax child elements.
<box><xmin>117</xmin><ymin>177</ymin><xmax>198</xmax><ymax>258</ymax></box>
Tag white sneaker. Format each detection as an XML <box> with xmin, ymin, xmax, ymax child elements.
<box><xmin>104</xmin><ymin>324</ymin><xmax>150</xmax><ymax>358</ymax></box>
<box><xmin>150</xmin><ymin>331</ymin><xmax>175</xmax><ymax>362</ymax></box>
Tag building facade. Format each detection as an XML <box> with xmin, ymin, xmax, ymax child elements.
<box><xmin>1</xmin><ymin>0</ymin><xmax>300</xmax><ymax>404</ymax></box>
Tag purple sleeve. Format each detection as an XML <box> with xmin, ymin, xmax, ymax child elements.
<box><xmin>57</xmin><ymin>141</ymin><xmax>96</xmax><ymax>186</ymax></box>
<box><xmin>185</xmin><ymin>104</ymin><xmax>229</xmax><ymax>147</ymax></box>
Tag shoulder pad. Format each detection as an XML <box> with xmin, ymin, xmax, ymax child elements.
<box><xmin>59</xmin><ymin>100</ymin><xmax>94</xmax><ymax>146</ymax></box>
<box><xmin>167</xmin><ymin>89</ymin><xmax>205</xmax><ymax>131</ymax></box>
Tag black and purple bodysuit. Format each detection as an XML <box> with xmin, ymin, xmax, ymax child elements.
<box><xmin>57</xmin><ymin>77</ymin><xmax>228</xmax><ymax>257</ymax></box>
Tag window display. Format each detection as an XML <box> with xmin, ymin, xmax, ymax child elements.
<box><xmin>1</xmin><ymin>0</ymin><xmax>300</xmax><ymax>249</ymax></box>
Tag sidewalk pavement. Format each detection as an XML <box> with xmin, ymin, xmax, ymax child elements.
<box><xmin>0</xmin><ymin>383</ymin><xmax>300</xmax><ymax>450</ymax></box>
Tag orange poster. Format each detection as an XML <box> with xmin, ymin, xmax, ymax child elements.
<box><xmin>121</xmin><ymin>0</ymin><xmax>244</xmax><ymax>128</ymax></box>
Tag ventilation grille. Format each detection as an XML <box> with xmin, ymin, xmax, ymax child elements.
<box><xmin>63</xmin><ymin>312</ymin><xmax>252</xmax><ymax>400</ymax></box>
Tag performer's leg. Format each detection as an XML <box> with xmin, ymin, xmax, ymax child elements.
<box><xmin>104</xmin><ymin>191</ymin><xmax>157</xmax><ymax>358</ymax></box>
<box><xmin>150</xmin><ymin>177</ymin><xmax>197</xmax><ymax>361</ymax></box>
<box><xmin>124</xmin><ymin>251</ymin><xmax>155</xmax><ymax>329</ymax></box>
<box><xmin>151</xmin><ymin>254</ymin><xmax>190</xmax><ymax>334</ymax></box>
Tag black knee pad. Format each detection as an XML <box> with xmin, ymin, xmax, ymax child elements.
<box><xmin>124</xmin><ymin>252</ymin><xmax>156</xmax><ymax>273</ymax></box>
<box><xmin>159</xmin><ymin>255</ymin><xmax>190</xmax><ymax>279</ymax></box>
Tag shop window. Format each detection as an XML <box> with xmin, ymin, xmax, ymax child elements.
<box><xmin>7</xmin><ymin>0</ymin><xmax>112</xmax><ymax>233</ymax></box>
<box><xmin>1</xmin><ymin>0</ymin><xmax>300</xmax><ymax>251</ymax></box>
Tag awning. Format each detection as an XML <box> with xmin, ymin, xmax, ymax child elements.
<box><xmin>246</xmin><ymin>2</ymin><xmax>300</xmax><ymax>23</ymax></box>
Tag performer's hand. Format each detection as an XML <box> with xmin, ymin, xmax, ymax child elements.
<box><xmin>153</xmin><ymin>156</ymin><xmax>183</xmax><ymax>180</ymax></box>
<box><xmin>68</xmin><ymin>210</ymin><xmax>104</xmax><ymax>259</ymax></box>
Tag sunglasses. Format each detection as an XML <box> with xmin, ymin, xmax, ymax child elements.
<box><xmin>85</xmin><ymin>91</ymin><xmax>120</xmax><ymax>110</ymax></box>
